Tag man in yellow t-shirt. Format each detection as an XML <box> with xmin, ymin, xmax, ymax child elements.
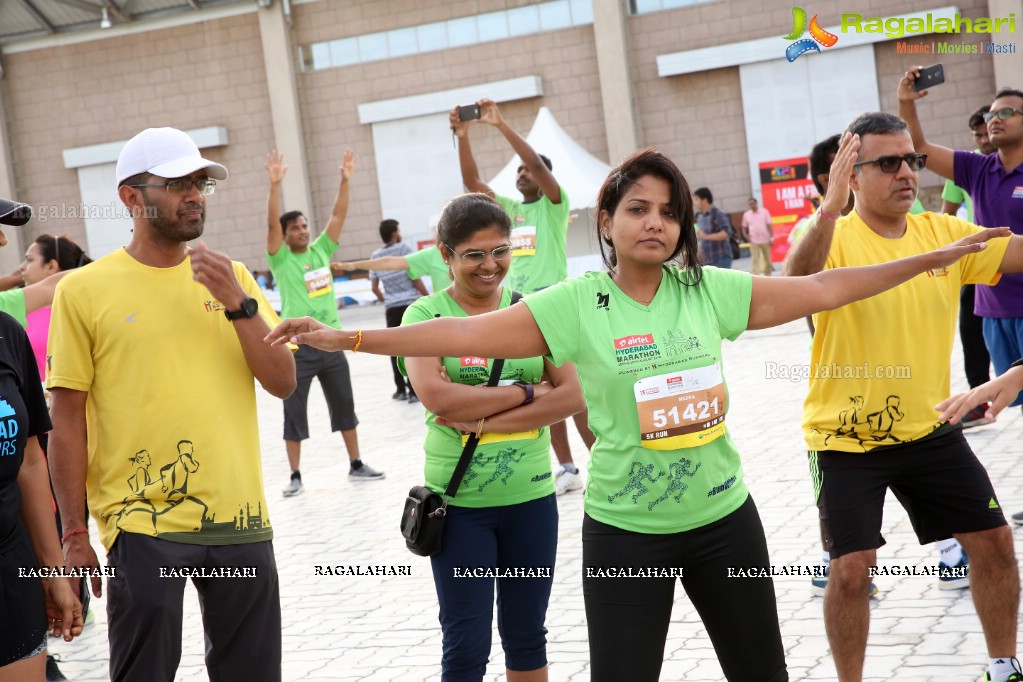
<box><xmin>46</xmin><ymin>128</ymin><xmax>296</xmax><ymax>681</ymax></box>
<box><xmin>786</xmin><ymin>112</ymin><xmax>1023</xmax><ymax>682</ymax></box>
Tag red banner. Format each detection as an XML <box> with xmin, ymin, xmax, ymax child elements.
<box><xmin>758</xmin><ymin>157</ymin><xmax>818</xmax><ymax>263</ymax></box>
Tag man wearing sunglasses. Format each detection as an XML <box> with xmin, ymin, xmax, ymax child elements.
<box><xmin>46</xmin><ymin>127</ymin><xmax>297</xmax><ymax>681</ymax></box>
<box><xmin>786</xmin><ymin>111</ymin><xmax>1023</xmax><ymax>682</ymax></box>
<box><xmin>900</xmin><ymin>74</ymin><xmax>1023</xmax><ymax>425</ymax></box>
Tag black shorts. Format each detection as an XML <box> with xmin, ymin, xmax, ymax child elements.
<box><xmin>0</xmin><ymin>523</ymin><xmax>47</xmax><ymax>666</ymax></box>
<box><xmin>283</xmin><ymin>344</ymin><xmax>358</xmax><ymax>440</ymax></box>
<box><xmin>809</xmin><ymin>428</ymin><xmax>1007</xmax><ymax>559</ymax></box>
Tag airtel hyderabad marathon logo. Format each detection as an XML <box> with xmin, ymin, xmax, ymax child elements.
<box><xmin>783</xmin><ymin>7</ymin><xmax>838</xmax><ymax>62</ymax></box>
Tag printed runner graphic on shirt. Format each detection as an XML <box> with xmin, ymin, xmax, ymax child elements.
<box><xmin>607</xmin><ymin>459</ymin><xmax>704</xmax><ymax>509</ymax></box>
<box><xmin>812</xmin><ymin>394</ymin><xmax>907</xmax><ymax>450</ymax></box>
<box><xmin>646</xmin><ymin>457</ymin><xmax>702</xmax><ymax>511</ymax></box>
<box><xmin>608</xmin><ymin>462</ymin><xmax>663</xmax><ymax>504</ymax></box>
<box><xmin>111</xmin><ymin>439</ymin><xmax>268</xmax><ymax>537</ymax></box>
<box><xmin>459</xmin><ymin>447</ymin><xmax>526</xmax><ymax>493</ymax></box>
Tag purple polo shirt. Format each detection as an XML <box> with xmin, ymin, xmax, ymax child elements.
<box><xmin>954</xmin><ymin>150</ymin><xmax>1023</xmax><ymax>318</ymax></box>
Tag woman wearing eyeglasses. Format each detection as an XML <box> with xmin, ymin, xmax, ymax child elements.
<box><xmin>268</xmin><ymin>142</ymin><xmax>1001</xmax><ymax>681</ymax></box>
<box><xmin>396</xmin><ymin>192</ymin><xmax>583</xmax><ymax>682</ymax></box>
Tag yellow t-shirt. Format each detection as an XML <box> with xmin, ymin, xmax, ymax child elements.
<box><xmin>802</xmin><ymin>211</ymin><xmax>1009</xmax><ymax>453</ymax></box>
<box><xmin>47</xmin><ymin>249</ymin><xmax>280</xmax><ymax>550</ymax></box>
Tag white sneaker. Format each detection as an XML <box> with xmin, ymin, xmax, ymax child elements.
<box><xmin>555</xmin><ymin>465</ymin><xmax>583</xmax><ymax>495</ymax></box>
<box><xmin>282</xmin><ymin>477</ymin><xmax>304</xmax><ymax>497</ymax></box>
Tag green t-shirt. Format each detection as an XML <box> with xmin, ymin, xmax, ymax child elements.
<box><xmin>267</xmin><ymin>231</ymin><xmax>341</xmax><ymax>329</ymax></box>
<box><xmin>525</xmin><ymin>266</ymin><xmax>753</xmax><ymax>534</ymax></box>
<box><xmin>400</xmin><ymin>287</ymin><xmax>554</xmax><ymax>508</ymax></box>
<box><xmin>941</xmin><ymin>179</ymin><xmax>973</xmax><ymax>223</ymax></box>
<box><xmin>495</xmin><ymin>186</ymin><xmax>570</xmax><ymax>294</ymax></box>
<box><xmin>0</xmin><ymin>289</ymin><xmax>27</xmax><ymax>327</ymax></box>
<box><xmin>405</xmin><ymin>246</ymin><xmax>450</xmax><ymax>293</ymax></box>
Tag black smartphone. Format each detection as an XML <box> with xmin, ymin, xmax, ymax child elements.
<box><xmin>457</xmin><ymin>104</ymin><xmax>481</xmax><ymax>121</ymax></box>
<box><xmin>913</xmin><ymin>63</ymin><xmax>945</xmax><ymax>92</ymax></box>
<box><xmin>78</xmin><ymin>574</ymin><xmax>91</xmax><ymax>621</ymax></box>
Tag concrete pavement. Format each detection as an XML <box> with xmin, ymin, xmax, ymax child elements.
<box><xmin>47</xmin><ymin>266</ymin><xmax>1023</xmax><ymax>681</ymax></box>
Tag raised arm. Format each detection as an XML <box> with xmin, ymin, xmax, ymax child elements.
<box><xmin>784</xmin><ymin>132</ymin><xmax>858</xmax><ymax>276</ymax></box>
<box><xmin>897</xmin><ymin>67</ymin><xmax>955</xmax><ymax>180</ymax></box>
<box><xmin>331</xmin><ymin>255</ymin><xmax>410</xmax><ymax>277</ymax></box>
<box><xmin>267</xmin><ymin>300</ymin><xmax>549</xmax><ymax>360</ymax></box>
<box><xmin>451</xmin><ymin>108</ymin><xmax>494</xmax><ymax>196</ymax></box>
<box><xmin>23</xmin><ymin>270</ymin><xmax>69</xmax><ymax>313</ymax></box>
<box><xmin>749</xmin><ymin>227</ymin><xmax>1010</xmax><ymax>330</ymax></box>
<box><xmin>265</xmin><ymin>150</ymin><xmax>287</xmax><ymax>256</ymax></box>
<box><xmin>324</xmin><ymin>149</ymin><xmax>357</xmax><ymax>243</ymax></box>
<box><xmin>996</xmin><ymin>235</ymin><xmax>1023</xmax><ymax>273</ymax></box>
<box><xmin>479</xmin><ymin>99</ymin><xmax>561</xmax><ymax>204</ymax></box>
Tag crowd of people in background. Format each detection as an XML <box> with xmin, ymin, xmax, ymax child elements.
<box><xmin>2</xmin><ymin>71</ymin><xmax>1023</xmax><ymax>682</ymax></box>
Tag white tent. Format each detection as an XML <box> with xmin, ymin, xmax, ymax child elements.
<box><xmin>487</xmin><ymin>107</ymin><xmax>611</xmax><ymax>211</ymax></box>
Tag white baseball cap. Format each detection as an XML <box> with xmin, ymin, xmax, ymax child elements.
<box><xmin>116</xmin><ymin>127</ymin><xmax>228</xmax><ymax>185</ymax></box>
<box><xmin>0</xmin><ymin>198</ymin><xmax>31</xmax><ymax>226</ymax></box>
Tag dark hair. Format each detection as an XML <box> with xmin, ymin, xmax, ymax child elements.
<box><xmin>969</xmin><ymin>104</ymin><xmax>991</xmax><ymax>130</ymax></box>
<box><xmin>437</xmin><ymin>193</ymin><xmax>511</xmax><ymax>249</ymax></box>
<box><xmin>33</xmin><ymin>234</ymin><xmax>92</xmax><ymax>271</ymax></box>
<box><xmin>595</xmin><ymin>148</ymin><xmax>698</xmax><ymax>279</ymax></box>
<box><xmin>538</xmin><ymin>154</ymin><xmax>553</xmax><ymax>171</ymax></box>
<box><xmin>379</xmin><ymin>219</ymin><xmax>399</xmax><ymax>243</ymax></box>
<box><xmin>693</xmin><ymin>187</ymin><xmax>713</xmax><ymax>204</ymax></box>
<box><xmin>844</xmin><ymin>112</ymin><xmax>908</xmax><ymax>139</ymax></box>
<box><xmin>279</xmin><ymin>210</ymin><xmax>304</xmax><ymax>234</ymax></box>
<box><xmin>809</xmin><ymin>134</ymin><xmax>842</xmax><ymax>194</ymax></box>
<box><xmin>993</xmin><ymin>87</ymin><xmax>1023</xmax><ymax>102</ymax></box>
<box><xmin>119</xmin><ymin>172</ymin><xmax>149</xmax><ymax>188</ymax></box>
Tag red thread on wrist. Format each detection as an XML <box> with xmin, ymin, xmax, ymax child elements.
<box><xmin>818</xmin><ymin>207</ymin><xmax>840</xmax><ymax>222</ymax></box>
<box><xmin>61</xmin><ymin>528</ymin><xmax>89</xmax><ymax>544</ymax></box>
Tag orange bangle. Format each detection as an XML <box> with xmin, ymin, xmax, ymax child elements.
<box><xmin>352</xmin><ymin>329</ymin><xmax>363</xmax><ymax>352</ymax></box>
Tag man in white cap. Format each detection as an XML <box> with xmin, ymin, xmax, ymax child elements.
<box><xmin>47</xmin><ymin>127</ymin><xmax>296</xmax><ymax>681</ymax></box>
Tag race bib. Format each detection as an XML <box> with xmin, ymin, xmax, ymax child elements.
<box><xmin>305</xmin><ymin>266</ymin><xmax>332</xmax><ymax>298</ymax></box>
<box><xmin>634</xmin><ymin>364</ymin><xmax>727</xmax><ymax>450</ymax></box>
<box><xmin>511</xmin><ymin>226</ymin><xmax>537</xmax><ymax>256</ymax></box>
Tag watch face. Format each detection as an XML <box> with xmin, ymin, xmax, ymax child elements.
<box><xmin>242</xmin><ymin>297</ymin><xmax>259</xmax><ymax>317</ymax></box>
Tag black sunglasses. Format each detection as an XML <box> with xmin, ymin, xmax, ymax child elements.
<box><xmin>852</xmin><ymin>153</ymin><xmax>927</xmax><ymax>173</ymax></box>
<box><xmin>982</xmin><ymin>107</ymin><xmax>1023</xmax><ymax>123</ymax></box>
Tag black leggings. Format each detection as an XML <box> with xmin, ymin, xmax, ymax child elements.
<box><xmin>582</xmin><ymin>495</ymin><xmax>787</xmax><ymax>682</ymax></box>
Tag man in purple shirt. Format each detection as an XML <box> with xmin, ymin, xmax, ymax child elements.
<box><xmin>899</xmin><ymin>75</ymin><xmax>1023</xmax><ymax>411</ymax></box>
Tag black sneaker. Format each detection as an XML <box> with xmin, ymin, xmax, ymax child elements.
<box><xmin>408</xmin><ymin>391</ymin><xmax>420</xmax><ymax>404</ymax></box>
<box><xmin>1012</xmin><ymin>510</ymin><xmax>1023</xmax><ymax>526</ymax></box>
<box><xmin>46</xmin><ymin>655</ymin><xmax>68</xmax><ymax>681</ymax></box>
<box><xmin>392</xmin><ymin>390</ymin><xmax>407</xmax><ymax>400</ymax></box>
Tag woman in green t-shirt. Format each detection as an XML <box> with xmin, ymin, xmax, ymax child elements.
<box><xmin>398</xmin><ymin>193</ymin><xmax>584</xmax><ymax>681</ymax></box>
<box><xmin>267</xmin><ymin>142</ymin><xmax>998</xmax><ymax>682</ymax></box>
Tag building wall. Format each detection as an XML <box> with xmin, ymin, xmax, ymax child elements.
<box><xmin>0</xmin><ymin>0</ymin><xmax>1004</xmax><ymax>268</ymax></box>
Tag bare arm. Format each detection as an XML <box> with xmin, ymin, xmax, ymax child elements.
<box><xmin>371</xmin><ymin>278</ymin><xmax>384</xmax><ymax>303</ymax></box>
<box><xmin>784</xmin><ymin>132</ymin><xmax>859</xmax><ymax>276</ymax></box>
<box><xmin>897</xmin><ymin>67</ymin><xmax>955</xmax><ymax>180</ymax></box>
<box><xmin>0</xmin><ymin>270</ymin><xmax>23</xmax><ymax>292</ymax></box>
<box><xmin>48</xmin><ymin>387</ymin><xmax>101</xmax><ymax>600</ymax></box>
<box><xmin>264</xmin><ymin>150</ymin><xmax>286</xmax><ymax>256</ymax></box>
<box><xmin>267</xmin><ymin>301</ymin><xmax>550</xmax><ymax>360</ymax></box>
<box><xmin>405</xmin><ymin>355</ymin><xmax>540</xmax><ymax>422</ymax></box>
<box><xmin>749</xmin><ymin>228</ymin><xmax>1010</xmax><ymax>330</ymax></box>
<box><xmin>412</xmin><ymin>278</ymin><xmax>429</xmax><ymax>297</ymax></box>
<box><xmin>23</xmin><ymin>270</ymin><xmax>70</xmax><ymax>313</ymax></box>
<box><xmin>941</xmin><ymin>199</ymin><xmax>962</xmax><ymax>215</ymax></box>
<box><xmin>332</xmin><ymin>256</ymin><xmax>410</xmax><ymax>275</ymax></box>
<box><xmin>937</xmin><ymin>364</ymin><xmax>1023</xmax><ymax>424</ymax></box>
<box><xmin>324</xmin><ymin>149</ymin><xmax>357</xmax><ymax>244</ymax></box>
<box><xmin>997</xmin><ymin>235</ymin><xmax>1023</xmax><ymax>273</ymax></box>
<box><xmin>190</xmin><ymin>245</ymin><xmax>297</xmax><ymax>398</ymax></box>
<box><xmin>480</xmin><ymin>98</ymin><xmax>561</xmax><ymax>204</ymax></box>
<box><xmin>450</xmin><ymin>108</ymin><xmax>494</xmax><ymax>196</ymax></box>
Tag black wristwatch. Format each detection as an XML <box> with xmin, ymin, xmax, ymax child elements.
<box><xmin>224</xmin><ymin>297</ymin><xmax>259</xmax><ymax>321</ymax></box>
<box><xmin>514</xmin><ymin>382</ymin><xmax>534</xmax><ymax>405</ymax></box>
<box><xmin>1011</xmin><ymin>358</ymin><xmax>1023</xmax><ymax>370</ymax></box>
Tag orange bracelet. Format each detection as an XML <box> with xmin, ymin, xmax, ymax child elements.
<box><xmin>61</xmin><ymin>528</ymin><xmax>88</xmax><ymax>544</ymax></box>
<box><xmin>352</xmin><ymin>329</ymin><xmax>363</xmax><ymax>352</ymax></box>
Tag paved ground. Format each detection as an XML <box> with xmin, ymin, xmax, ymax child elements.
<box><xmin>48</xmin><ymin>259</ymin><xmax>1023</xmax><ymax>681</ymax></box>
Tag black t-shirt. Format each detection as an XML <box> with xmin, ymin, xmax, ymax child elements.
<box><xmin>0</xmin><ymin>312</ymin><xmax>51</xmax><ymax>551</ymax></box>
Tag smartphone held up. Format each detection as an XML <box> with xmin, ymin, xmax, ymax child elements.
<box><xmin>913</xmin><ymin>63</ymin><xmax>945</xmax><ymax>92</ymax></box>
<box><xmin>457</xmin><ymin>104</ymin><xmax>481</xmax><ymax>121</ymax></box>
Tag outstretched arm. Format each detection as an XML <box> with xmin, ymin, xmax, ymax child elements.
<box><xmin>897</xmin><ymin>67</ymin><xmax>955</xmax><ymax>180</ymax></box>
<box><xmin>267</xmin><ymin>301</ymin><xmax>549</xmax><ymax>360</ymax></box>
<box><xmin>784</xmin><ymin>132</ymin><xmax>859</xmax><ymax>276</ymax></box>
<box><xmin>450</xmin><ymin>108</ymin><xmax>493</xmax><ymax>196</ymax></box>
<box><xmin>937</xmin><ymin>363</ymin><xmax>1023</xmax><ymax>424</ymax></box>
<box><xmin>23</xmin><ymin>270</ymin><xmax>69</xmax><ymax>313</ymax></box>
<box><xmin>331</xmin><ymin>255</ymin><xmax>409</xmax><ymax>277</ymax></box>
<box><xmin>749</xmin><ymin>227</ymin><xmax>1010</xmax><ymax>330</ymax></box>
<box><xmin>480</xmin><ymin>98</ymin><xmax>561</xmax><ymax>204</ymax></box>
<box><xmin>265</xmin><ymin>150</ymin><xmax>287</xmax><ymax>256</ymax></box>
<box><xmin>324</xmin><ymin>149</ymin><xmax>357</xmax><ymax>244</ymax></box>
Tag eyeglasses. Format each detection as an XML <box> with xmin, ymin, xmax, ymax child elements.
<box><xmin>129</xmin><ymin>178</ymin><xmax>217</xmax><ymax>196</ymax></box>
<box><xmin>444</xmin><ymin>243</ymin><xmax>512</xmax><ymax>265</ymax></box>
<box><xmin>852</xmin><ymin>153</ymin><xmax>927</xmax><ymax>173</ymax></box>
<box><xmin>982</xmin><ymin>107</ymin><xmax>1023</xmax><ymax>123</ymax></box>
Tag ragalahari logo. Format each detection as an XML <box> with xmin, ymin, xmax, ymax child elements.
<box><xmin>783</xmin><ymin>7</ymin><xmax>839</xmax><ymax>62</ymax></box>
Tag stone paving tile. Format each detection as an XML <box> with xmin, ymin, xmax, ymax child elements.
<box><xmin>45</xmin><ymin>275</ymin><xmax>1023</xmax><ymax>681</ymax></box>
